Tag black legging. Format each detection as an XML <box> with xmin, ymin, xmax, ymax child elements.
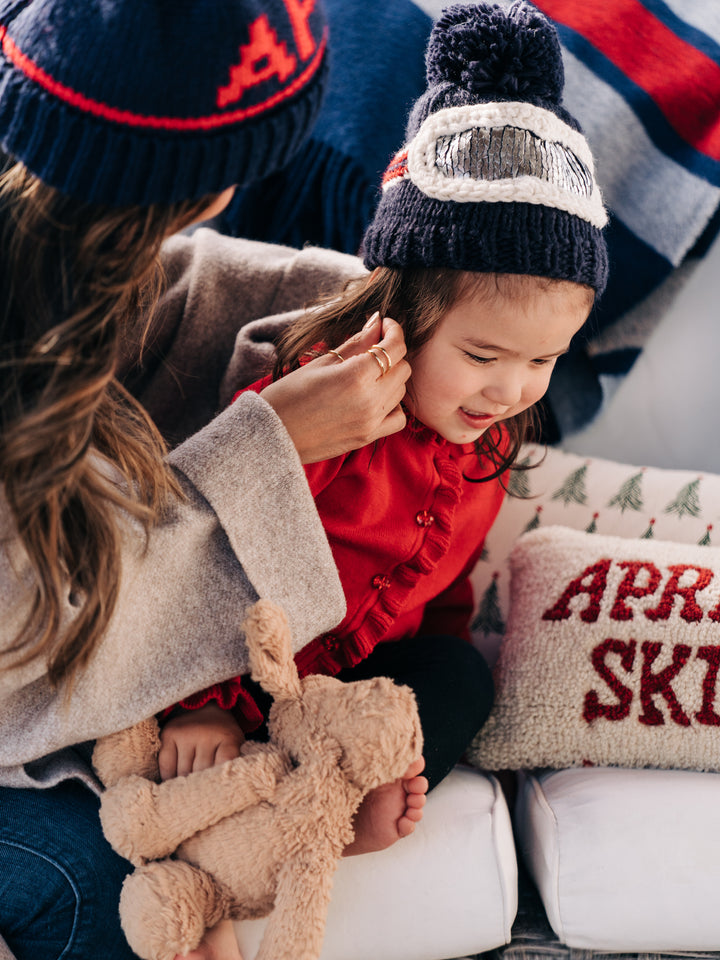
<box><xmin>247</xmin><ymin>634</ymin><xmax>494</xmax><ymax>791</ymax></box>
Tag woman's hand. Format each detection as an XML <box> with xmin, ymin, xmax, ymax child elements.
<box><xmin>158</xmin><ymin>703</ymin><xmax>245</xmax><ymax>780</ymax></box>
<box><xmin>260</xmin><ymin>314</ymin><xmax>410</xmax><ymax>464</ymax></box>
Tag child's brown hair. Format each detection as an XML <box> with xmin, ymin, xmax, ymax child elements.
<box><xmin>275</xmin><ymin>267</ymin><xmax>590</xmax><ymax>482</ymax></box>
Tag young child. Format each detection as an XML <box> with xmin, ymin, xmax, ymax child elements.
<box><xmin>161</xmin><ymin>0</ymin><xmax>609</xmax><ymax>864</ymax></box>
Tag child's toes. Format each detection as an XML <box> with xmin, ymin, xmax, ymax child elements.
<box><xmin>404</xmin><ymin>804</ymin><xmax>424</xmax><ymax>823</ymax></box>
<box><xmin>397</xmin><ymin>815</ymin><xmax>418</xmax><ymax>838</ymax></box>
<box><xmin>404</xmin><ymin>774</ymin><xmax>429</xmax><ymax>796</ymax></box>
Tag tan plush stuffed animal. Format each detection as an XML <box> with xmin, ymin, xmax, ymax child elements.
<box><xmin>92</xmin><ymin>599</ymin><xmax>423</xmax><ymax>960</ymax></box>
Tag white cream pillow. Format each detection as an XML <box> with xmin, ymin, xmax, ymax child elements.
<box><xmin>470</xmin><ymin>445</ymin><xmax>720</xmax><ymax>666</ymax></box>
<box><xmin>468</xmin><ymin>525</ymin><xmax>720</xmax><ymax>772</ymax></box>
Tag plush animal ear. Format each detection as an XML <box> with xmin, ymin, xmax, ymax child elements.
<box><xmin>242</xmin><ymin>599</ymin><xmax>302</xmax><ymax>702</ymax></box>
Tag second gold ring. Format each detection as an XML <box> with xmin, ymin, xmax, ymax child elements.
<box><xmin>366</xmin><ymin>347</ymin><xmax>389</xmax><ymax>376</ymax></box>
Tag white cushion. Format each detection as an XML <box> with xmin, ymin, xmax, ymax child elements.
<box><xmin>517</xmin><ymin>766</ymin><xmax>720</xmax><ymax>951</ymax></box>
<box><xmin>235</xmin><ymin>766</ymin><xmax>518</xmax><ymax>960</ymax></box>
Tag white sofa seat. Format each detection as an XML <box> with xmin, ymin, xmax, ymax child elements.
<box><xmin>516</xmin><ymin>767</ymin><xmax>720</xmax><ymax>952</ymax></box>
<box><xmin>235</xmin><ymin>765</ymin><xmax>518</xmax><ymax>960</ymax></box>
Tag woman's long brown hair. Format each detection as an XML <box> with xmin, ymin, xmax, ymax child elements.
<box><xmin>0</xmin><ymin>160</ymin><xmax>220</xmax><ymax>688</ymax></box>
<box><xmin>275</xmin><ymin>265</ymin><xmax>562</xmax><ymax>484</ymax></box>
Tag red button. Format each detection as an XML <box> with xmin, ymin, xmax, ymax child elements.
<box><xmin>323</xmin><ymin>635</ymin><xmax>340</xmax><ymax>652</ymax></box>
<box><xmin>371</xmin><ymin>575</ymin><xmax>391</xmax><ymax>590</ymax></box>
<box><xmin>415</xmin><ymin>510</ymin><xmax>435</xmax><ymax>527</ymax></box>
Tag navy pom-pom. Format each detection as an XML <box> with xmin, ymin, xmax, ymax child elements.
<box><xmin>427</xmin><ymin>1</ymin><xmax>564</xmax><ymax>104</ymax></box>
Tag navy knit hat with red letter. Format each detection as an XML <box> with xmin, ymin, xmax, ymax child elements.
<box><xmin>0</xmin><ymin>0</ymin><xmax>328</xmax><ymax>206</ymax></box>
<box><xmin>362</xmin><ymin>1</ymin><xmax>609</xmax><ymax>295</ymax></box>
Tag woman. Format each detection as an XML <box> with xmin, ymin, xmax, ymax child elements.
<box><xmin>0</xmin><ymin>1</ymin><xmax>409</xmax><ymax>958</ymax></box>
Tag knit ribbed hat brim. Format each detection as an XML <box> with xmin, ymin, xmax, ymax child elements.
<box><xmin>363</xmin><ymin>178</ymin><xmax>609</xmax><ymax>292</ymax></box>
<box><xmin>0</xmin><ymin>0</ymin><xmax>328</xmax><ymax>205</ymax></box>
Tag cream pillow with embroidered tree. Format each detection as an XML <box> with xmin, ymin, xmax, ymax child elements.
<box><xmin>468</xmin><ymin>525</ymin><xmax>720</xmax><ymax>772</ymax></box>
<box><xmin>470</xmin><ymin>445</ymin><xmax>720</xmax><ymax>667</ymax></box>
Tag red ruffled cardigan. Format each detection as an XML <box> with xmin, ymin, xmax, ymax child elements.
<box><xmin>177</xmin><ymin>380</ymin><xmax>508</xmax><ymax>728</ymax></box>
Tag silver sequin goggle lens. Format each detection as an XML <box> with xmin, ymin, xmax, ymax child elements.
<box><xmin>435</xmin><ymin>125</ymin><xmax>594</xmax><ymax>198</ymax></box>
<box><xmin>403</xmin><ymin>104</ymin><xmax>608</xmax><ymax>228</ymax></box>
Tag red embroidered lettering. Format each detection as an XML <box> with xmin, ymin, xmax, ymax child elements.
<box><xmin>583</xmin><ymin>638</ymin><xmax>636</xmax><ymax>722</ymax></box>
<box><xmin>611</xmin><ymin>561</ymin><xmax>661</xmax><ymax>621</ymax></box>
<box><xmin>283</xmin><ymin>0</ymin><xmax>316</xmax><ymax>60</ymax></box>
<box><xmin>639</xmin><ymin>641</ymin><xmax>692</xmax><ymax>726</ymax></box>
<box><xmin>644</xmin><ymin>564</ymin><xmax>713</xmax><ymax>623</ymax></box>
<box><xmin>542</xmin><ymin>559</ymin><xmax>611</xmax><ymax>623</ymax></box>
<box><xmin>217</xmin><ymin>15</ymin><xmax>297</xmax><ymax>109</ymax></box>
<box><xmin>708</xmin><ymin>595</ymin><xmax>720</xmax><ymax>622</ymax></box>
<box><xmin>696</xmin><ymin>646</ymin><xmax>720</xmax><ymax>725</ymax></box>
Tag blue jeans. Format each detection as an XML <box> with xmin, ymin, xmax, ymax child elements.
<box><xmin>0</xmin><ymin>780</ymin><xmax>136</xmax><ymax>960</ymax></box>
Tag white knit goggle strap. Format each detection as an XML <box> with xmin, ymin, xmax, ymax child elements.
<box><xmin>387</xmin><ymin>102</ymin><xmax>608</xmax><ymax>229</ymax></box>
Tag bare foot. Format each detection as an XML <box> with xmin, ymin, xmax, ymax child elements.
<box><xmin>173</xmin><ymin>918</ymin><xmax>243</xmax><ymax>960</ymax></box>
<box><xmin>343</xmin><ymin>757</ymin><xmax>428</xmax><ymax>856</ymax></box>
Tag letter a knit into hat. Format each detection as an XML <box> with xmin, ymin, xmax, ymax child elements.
<box><xmin>362</xmin><ymin>1</ymin><xmax>609</xmax><ymax>296</ymax></box>
<box><xmin>0</xmin><ymin>0</ymin><xmax>329</xmax><ymax>206</ymax></box>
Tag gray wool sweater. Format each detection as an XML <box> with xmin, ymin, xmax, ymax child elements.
<box><xmin>0</xmin><ymin>229</ymin><xmax>367</xmax><ymax>795</ymax></box>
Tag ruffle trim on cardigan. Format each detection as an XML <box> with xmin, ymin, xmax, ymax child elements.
<box><xmin>173</xmin><ymin>678</ymin><xmax>265</xmax><ymax>733</ymax></box>
<box><xmin>295</xmin><ymin>444</ymin><xmax>464</xmax><ymax>677</ymax></box>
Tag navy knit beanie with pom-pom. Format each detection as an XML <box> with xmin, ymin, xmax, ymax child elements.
<box><xmin>0</xmin><ymin>0</ymin><xmax>329</xmax><ymax>206</ymax></box>
<box><xmin>362</xmin><ymin>1</ymin><xmax>608</xmax><ymax>295</ymax></box>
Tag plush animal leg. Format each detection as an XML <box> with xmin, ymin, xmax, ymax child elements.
<box><xmin>256</xmin><ymin>851</ymin><xmax>338</xmax><ymax>960</ymax></box>
<box><xmin>120</xmin><ymin>860</ymin><xmax>234</xmax><ymax>960</ymax></box>
<box><xmin>100</xmin><ymin>749</ymin><xmax>288</xmax><ymax>865</ymax></box>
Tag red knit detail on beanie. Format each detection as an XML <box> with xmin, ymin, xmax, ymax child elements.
<box><xmin>382</xmin><ymin>149</ymin><xmax>408</xmax><ymax>187</ymax></box>
<box><xmin>0</xmin><ymin>24</ymin><xmax>327</xmax><ymax>132</ymax></box>
<box><xmin>217</xmin><ymin>15</ymin><xmax>299</xmax><ymax>109</ymax></box>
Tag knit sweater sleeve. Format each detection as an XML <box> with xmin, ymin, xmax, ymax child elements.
<box><xmin>0</xmin><ymin>392</ymin><xmax>347</xmax><ymax>784</ymax></box>
<box><xmin>171</xmin><ymin>376</ymin><xmax>348</xmax><ymax>722</ymax></box>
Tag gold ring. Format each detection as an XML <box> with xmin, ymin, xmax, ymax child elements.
<box><xmin>327</xmin><ymin>349</ymin><xmax>345</xmax><ymax>363</ymax></box>
<box><xmin>373</xmin><ymin>346</ymin><xmax>392</xmax><ymax>372</ymax></box>
<box><xmin>366</xmin><ymin>347</ymin><xmax>388</xmax><ymax>376</ymax></box>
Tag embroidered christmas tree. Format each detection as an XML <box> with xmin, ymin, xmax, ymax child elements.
<box><xmin>522</xmin><ymin>505</ymin><xmax>543</xmax><ymax>534</ymax></box>
<box><xmin>508</xmin><ymin>456</ymin><xmax>533</xmax><ymax>499</ymax></box>
<box><xmin>585</xmin><ymin>512</ymin><xmax>599</xmax><ymax>534</ymax></box>
<box><xmin>471</xmin><ymin>573</ymin><xmax>505</xmax><ymax>636</ymax></box>
<box><xmin>607</xmin><ymin>470</ymin><xmax>644</xmax><ymax>513</ymax></box>
<box><xmin>664</xmin><ymin>478</ymin><xmax>701</xmax><ymax>519</ymax></box>
<box><xmin>640</xmin><ymin>518</ymin><xmax>655</xmax><ymax>539</ymax></box>
<box><xmin>551</xmin><ymin>463</ymin><xmax>589</xmax><ymax>506</ymax></box>
<box><xmin>699</xmin><ymin>524</ymin><xmax>713</xmax><ymax>546</ymax></box>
